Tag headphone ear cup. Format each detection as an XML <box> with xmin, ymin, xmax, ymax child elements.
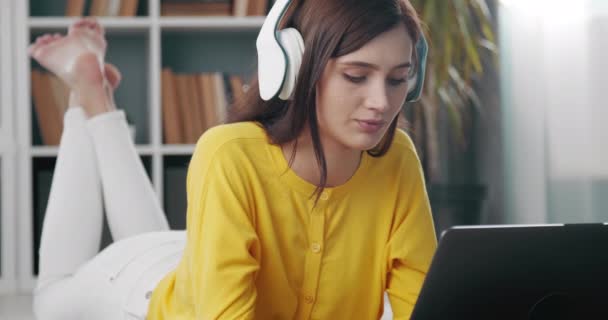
<box><xmin>406</xmin><ymin>35</ymin><xmax>428</xmax><ymax>102</ymax></box>
<box><xmin>277</xmin><ymin>28</ymin><xmax>305</xmax><ymax>100</ymax></box>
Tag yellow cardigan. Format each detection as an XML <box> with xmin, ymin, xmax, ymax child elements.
<box><xmin>147</xmin><ymin>121</ymin><xmax>437</xmax><ymax>320</ymax></box>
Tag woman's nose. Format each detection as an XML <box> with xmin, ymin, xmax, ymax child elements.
<box><xmin>364</xmin><ymin>82</ymin><xmax>390</xmax><ymax>112</ymax></box>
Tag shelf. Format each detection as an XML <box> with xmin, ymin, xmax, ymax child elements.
<box><xmin>28</xmin><ymin>17</ymin><xmax>266</xmax><ymax>33</ymax></box>
<box><xmin>30</xmin><ymin>145</ymin><xmax>156</xmax><ymax>157</ymax></box>
<box><xmin>29</xmin><ymin>0</ymin><xmax>150</xmax><ymax>18</ymax></box>
<box><xmin>160</xmin><ymin>144</ymin><xmax>196</xmax><ymax>155</ymax></box>
<box><xmin>29</xmin><ymin>17</ymin><xmax>152</xmax><ymax>33</ymax></box>
<box><xmin>29</xmin><ymin>145</ymin><xmax>196</xmax><ymax>157</ymax></box>
<box><xmin>159</xmin><ymin>16</ymin><xmax>265</xmax><ymax>31</ymax></box>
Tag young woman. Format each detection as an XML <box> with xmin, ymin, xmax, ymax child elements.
<box><xmin>28</xmin><ymin>0</ymin><xmax>437</xmax><ymax>319</ymax></box>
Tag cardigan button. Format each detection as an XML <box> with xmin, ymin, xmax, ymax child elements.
<box><xmin>304</xmin><ymin>295</ymin><xmax>315</xmax><ymax>304</ymax></box>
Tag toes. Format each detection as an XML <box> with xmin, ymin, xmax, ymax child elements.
<box><xmin>27</xmin><ymin>43</ymin><xmax>38</xmax><ymax>56</ymax></box>
<box><xmin>93</xmin><ymin>19</ymin><xmax>105</xmax><ymax>35</ymax></box>
<box><xmin>29</xmin><ymin>32</ymin><xmax>67</xmax><ymax>56</ymax></box>
<box><xmin>81</xmin><ymin>17</ymin><xmax>104</xmax><ymax>35</ymax></box>
<box><xmin>69</xmin><ymin>17</ymin><xmax>104</xmax><ymax>37</ymax></box>
<box><xmin>36</xmin><ymin>35</ymin><xmax>53</xmax><ymax>46</ymax></box>
<box><xmin>69</xmin><ymin>18</ymin><xmax>91</xmax><ymax>35</ymax></box>
<box><xmin>74</xmin><ymin>19</ymin><xmax>88</xmax><ymax>27</ymax></box>
<box><xmin>37</xmin><ymin>35</ymin><xmax>51</xmax><ymax>43</ymax></box>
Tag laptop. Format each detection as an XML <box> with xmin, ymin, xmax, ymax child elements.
<box><xmin>410</xmin><ymin>223</ymin><xmax>608</xmax><ymax>320</ymax></box>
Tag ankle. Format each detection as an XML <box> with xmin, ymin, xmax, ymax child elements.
<box><xmin>68</xmin><ymin>91</ymin><xmax>81</xmax><ymax>108</ymax></box>
<box><xmin>75</xmin><ymin>83</ymin><xmax>115</xmax><ymax>118</ymax></box>
<box><xmin>69</xmin><ymin>52</ymin><xmax>105</xmax><ymax>90</ymax></box>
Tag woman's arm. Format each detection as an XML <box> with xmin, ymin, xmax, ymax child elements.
<box><xmin>385</xmin><ymin>150</ymin><xmax>438</xmax><ymax>320</ymax></box>
<box><xmin>185</xmin><ymin>131</ymin><xmax>261</xmax><ymax>319</ymax></box>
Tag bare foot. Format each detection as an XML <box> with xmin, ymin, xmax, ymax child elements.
<box><xmin>28</xmin><ymin>18</ymin><xmax>108</xmax><ymax>90</ymax></box>
<box><xmin>68</xmin><ymin>62</ymin><xmax>122</xmax><ymax>109</ymax></box>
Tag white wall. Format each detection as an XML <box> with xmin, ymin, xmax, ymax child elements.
<box><xmin>500</xmin><ymin>0</ymin><xmax>608</xmax><ymax>223</ymax></box>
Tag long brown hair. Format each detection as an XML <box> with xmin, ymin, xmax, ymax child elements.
<box><xmin>228</xmin><ymin>0</ymin><xmax>423</xmax><ymax>200</ymax></box>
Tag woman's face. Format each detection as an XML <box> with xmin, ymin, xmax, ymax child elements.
<box><xmin>316</xmin><ymin>23</ymin><xmax>414</xmax><ymax>151</ymax></box>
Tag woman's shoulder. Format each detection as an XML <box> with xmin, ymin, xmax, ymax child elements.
<box><xmin>377</xmin><ymin>128</ymin><xmax>420</xmax><ymax>167</ymax></box>
<box><xmin>195</xmin><ymin>121</ymin><xmax>268</xmax><ymax>154</ymax></box>
<box><xmin>200</xmin><ymin>121</ymin><xmax>266</xmax><ymax>143</ymax></box>
<box><xmin>391</xmin><ymin>128</ymin><xmax>418</xmax><ymax>156</ymax></box>
<box><xmin>365</xmin><ymin>129</ymin><xmax>421</xmax><ymax>178</ymax></box>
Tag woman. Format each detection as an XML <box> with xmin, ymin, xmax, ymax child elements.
<box><xmin>28</xmin><ymin>0</ymin><xmax>437</xmax><ymax>319</ymax></box>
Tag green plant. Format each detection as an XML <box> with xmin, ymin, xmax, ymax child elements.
<box><xmin>408</xmin><ymin>0</ymin><xmax>498</xmax><ymax>183</ymax></box>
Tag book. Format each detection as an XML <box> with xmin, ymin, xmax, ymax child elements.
<box><xmin>247</xmin><ymin>0</ymin><xmax>268</xmax><ymax>16</ymax></box>
<box><xmin>65</xmin><ymin>0</ymin><xmax>85</xmax><ymax>16</ymax></box>
<box><xmin>31</xmin><ymin>71</ymin><xmax>63</xmax><ymax>145</ymax></box>
<box><xmin>89</xmin><ymin>0</ymin><xmax>110</xmax><ymax>16</ymax></box>
<box><xmin>233</xmin><ymin>0</ymin><xmax>249</xmax><ymax>17</ymax></box>
<box><xmin>106</xmin><ymin>0</ymin><xmax>122</xmax><ymax>16</ymax></box>
<box><xmin>198</xmin><ymin>73</ymin><xmax>218</xmax><ymax>129</ymax></box>
<box><xmin>161</xmin><ymin>1</ymin><xmax>232</xmax><ymax>16</ymax></box>
<box><xmin>192</xmin><ymin>74</ymin><xmax>209</xmax><ymax>133</ymax></box>
<box><xmin>119</xmin><ymin>0</ymin><xmax>140</xmax><ymax>16</ymax></box>
<box><xmin>161</xmin><ymin>68</ymin><xmax>183</xmax><ymax>144</ymax></box>
<box><xmin>174</xmin><ymin>74</ymin><xmax>197</xmax><ymax>143</ymax></box>
<box><xmin>187</xmin><ymin>75</ymin><xmax>206</xmax><ymax>139</ymax></box>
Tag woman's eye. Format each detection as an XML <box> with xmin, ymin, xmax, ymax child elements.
<box><xmin>388</xmin><ymin>78</ymin><xmax>407</xmax><ymax>86</ymax></box>
<box><xmin>343</xmin><ymin>74</ymin><xmax>366</xmax><ymax>84</ymax></box>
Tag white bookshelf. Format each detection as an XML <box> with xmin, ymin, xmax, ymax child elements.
<box><xmin>30</xmin><ymin>17</ymin><xmax>153</xmax><ymax>31</ymax></box>
<box><xmin>0</xmin><ymin>0</ymin><xmax>17</xmax><ymax>296</ymax></box>
<box><xmin>9</xmin><ymin>0</ymin><xmax>266</xmax><ymax>294</ymax></box>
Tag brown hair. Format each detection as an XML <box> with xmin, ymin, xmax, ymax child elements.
<box><xmin>228</xmin><ymin>0</ymin><xmax>423</xmax><ymax>200</ymax></box>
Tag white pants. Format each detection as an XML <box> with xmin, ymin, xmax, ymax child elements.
<box><xmin>33</xmin><ymin>108</ymin><xmax>185</xmax><ymax>320</ymax></box>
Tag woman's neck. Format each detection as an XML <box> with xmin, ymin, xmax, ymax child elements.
<box><xmin>282</xmin><ymin>128</ymin><xmax>362</xmax><ymax>188</ymax></box>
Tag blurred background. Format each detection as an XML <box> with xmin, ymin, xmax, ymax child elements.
<box><xmin>0</xmin><ymin>0</ymin><xmax>607</xmax><ymax>318</ymax></box>
<box><xmin>408</xmin><ymin>0</ymin><xmax>608</xmax><ymax>233</ymax></box>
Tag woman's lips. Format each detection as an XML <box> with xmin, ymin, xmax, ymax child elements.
<box><xmin>356</xmin><ymin>119</ymin><xmax>385</xmax><ymax>133</ymax></box>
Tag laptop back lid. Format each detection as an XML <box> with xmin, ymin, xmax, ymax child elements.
<box><xmin>411</xmin><ymin>223</ymin><xmax>608</xmax><ymax>320</ymax></box>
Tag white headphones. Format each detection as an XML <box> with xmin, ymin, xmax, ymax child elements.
<box><xmin>256</xmin><ymin>0</ymin><xmax>427</xmax><ymax>102</ymax></box>
<box><xmin>256</xmin><ymin>0</ymin><xmax>304</xmax><ymax>101</ymax></box>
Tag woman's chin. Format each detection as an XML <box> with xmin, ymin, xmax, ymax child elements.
<box><xmin>344</xmin><ymin>134</ymin><xmax>384</xmax><ymax>151</ymax></box>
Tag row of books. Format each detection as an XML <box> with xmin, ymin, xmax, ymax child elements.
<box><xmin>30</xmin><ymin>68</ymin><xmax>251</xmax><ymax>146</ymax></box>
<box><xmin>65</xmin><ymin>0</ymin><xmax>140</xmax><ymax>17</ymax></box>
<box><xmin>63</xmin><ymin>0</ymin><xmax>267</xmax><ymax>17</ymax></box>
<box><xmin>161</xmin><ymin>0</ymin><xmax>268</xmax><ymax>17</ymax></box>
<box><xmin>161</xmin><ymin>68</ymin><xmax>250</xmax><ymax>144</ymax></box>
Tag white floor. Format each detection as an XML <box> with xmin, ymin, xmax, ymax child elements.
<box><xmin>0</xmin><ymin>293</ymin><xmax>394</xmax><ymax>320</ymax></box>
<box><xmin>0</xmin><ymin>294</ymin><xmax>35</xmax><ymax>320</ymax></box>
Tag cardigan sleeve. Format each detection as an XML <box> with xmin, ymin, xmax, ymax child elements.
<box><xmin>184</xmin><ymin>132</ymin><xmax>261</xmax><ymax>319</ymax></box>
<box><xmin>385</xmin><ymin>148</ymin><xmax>437</xmax><ymax>319</ymax></box>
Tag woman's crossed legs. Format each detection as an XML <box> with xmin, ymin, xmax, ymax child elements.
<box><xmin>28</xmin><ymin>18</ymin><xmax>181</xmax><ymax>320</ymax></box>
